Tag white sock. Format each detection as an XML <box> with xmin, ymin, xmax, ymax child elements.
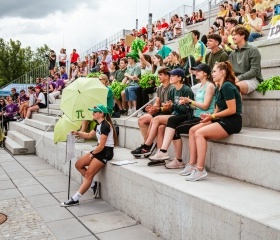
<box><xmin>72</xmin><ymin>192</ymin><xmax>82</xmax><ymax>201</ymax></box>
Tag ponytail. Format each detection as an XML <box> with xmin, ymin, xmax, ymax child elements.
<box><xmin>104</xmin><ymin>114</ymin><xmax>118</xmax><ymax>146</ymax></box>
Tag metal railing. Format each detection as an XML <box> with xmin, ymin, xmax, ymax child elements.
<box><xmin>80</xmin><ymin>29</ymin><xmax>131</xmax><ymax>60</ymax></box>
<box><xmin>0</xmin><ymin>64</ymin><xmax>49</xmax><ymax>97</ymax></box>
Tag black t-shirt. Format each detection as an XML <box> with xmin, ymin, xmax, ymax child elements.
<box><xmin>10</xmin><ymin>93</ymin><xmax>19</xmax><ymax>102</ymax></box>
<box><xmin>50</xmin><ymin>54</ymin><xmax>56</xmax><ymax>65</ymax></box>
<box><xmin>215</xmin><ymin>81</ymin><xmax>242</xmax><ymax>114</ymax></box>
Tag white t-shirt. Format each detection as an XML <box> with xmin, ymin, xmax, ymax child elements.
<box><xmin>38</xmin><ymin>92</ymin><xmax>46</xmax><ymax>105</ymax></box>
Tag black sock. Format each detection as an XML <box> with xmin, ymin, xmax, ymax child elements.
<box><xmin>177</xmin><ymin>159</ymin><xmax>182</xmax><ymax>162</ymax></box>
<box><xmin>143</xmin><ymin>144</ymin><xmax>151</xmax><ymax>149</ymax></box>
<box><xmin>160</xmin><ymin>149</ymin><xmax>167</xmax><ymax>153</ymax></box>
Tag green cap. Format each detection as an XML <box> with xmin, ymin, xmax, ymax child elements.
<box><xmin>126</xmin><ymin>52</ymin><xmax>139</xmax><ymax>62</ymax></box>
<box><xmin>88</xmin><ymin>104</ymin><xmax>108</xmax><ymax>114</ymax></box>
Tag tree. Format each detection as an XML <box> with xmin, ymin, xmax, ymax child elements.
<box><xmin>0</xmin><ymin>38</ymin><xmax>50</xmax><ymax>87</ymax></box>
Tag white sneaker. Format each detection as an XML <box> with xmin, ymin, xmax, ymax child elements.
<box><xmin>21</xmin><ymin>120</ymin><xmax>25</xmax><ymax>124</ymax></box>
<box><xmin>165</xmin><ymin>158</ymin><xmax>185</xmax><ymax>169</ymax></box>
<box><xmin>179</xmin><ymin>164</ymin><xmax>196</xmax><ymax>176</ymax></box>
<box><xmin>185</xmin><ymin>168</ymin><xmax>207</xmax><ymax>182</ymax></box>
<box><xmin>149</xmin><ymin>150</ymin><xmax>170</xmax><ymax>161</ymax></box>
<box><xmin>130</xmin><ymin>108</ymin><xmax>137</xmax><ymax>117</ymax></box>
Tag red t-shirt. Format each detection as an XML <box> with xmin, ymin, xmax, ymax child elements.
<box><xmin>112</xmin><ymin>53</ymin><xmax>119</xmax><ymax>61</ymax></box>
<box><xmin>161</xmin><ymin>23</ymin><xmax>169</xmax><ymax>28</ymax></box>
<box><xmin>71</xmin><ymin>53</ymin><xmax>79</xmax><ymax>63</ymax></box>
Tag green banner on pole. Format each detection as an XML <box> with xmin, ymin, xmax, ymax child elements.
<box><xmin>178</xmin><ymin>33</ymin><xmax>195</xmax><ymax>59</ymax></box>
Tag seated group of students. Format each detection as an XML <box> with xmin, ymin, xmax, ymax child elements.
<box><xmin>0</xmin><ymin>86</ymin><xmax>47</xmax><ymax>130</ymax></box>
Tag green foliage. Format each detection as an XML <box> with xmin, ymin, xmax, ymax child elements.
<box><xmin>111</xmin><ymin>81</ymin><xmax>127</xmax><ymax>99</ymax></box>
<box><xmin>139</xmin><ymin>73</ymin><xmax>159</xmax><ymax>88</ymax></box>
<box><xmin>131</xmin><ymin>38</ymin><xmax>146</xmax><ymax>55</ymax></box>
<box><xmin>0</xmin><ymin>38</ymin><xmax>50</xmax><ymax>87</ymax></box>
<box><xmin>256</xmin><ymin>76</ymin><xmax>280</xmax><ymax>95</ymax></box>
<box><xmin>87</xmin><ymin>72</ymin><xmax>101</xmax><ymax>78</ymax></box>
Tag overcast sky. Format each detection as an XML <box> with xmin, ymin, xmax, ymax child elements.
<box><xmin>0</xmin><ymin>0</ymin><xmax>205</xmax><ymax>58</ymax></box>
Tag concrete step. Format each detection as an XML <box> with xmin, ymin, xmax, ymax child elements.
<box><xmin>32</xmin><ymin>113</ymin><xmax>59</xmax><ymax>125</ymax></box>
<box><xmin>97</xmin><ymin>147</ymin><xmax>280</xmax><ymax>240</ymax></box>
<box><xmin>49</xmin><ymin>103</ymin><xmax>60</xmax><ymax>110</ymax></box>
<box><xmin>5</xmin><ymin>137</ymin><xmax>35</xmax><ymax>155</ymax></box>
<box><xmin>24</xmin><ymin>118</ymin><xmax>55</xmax><ymax>132</ymax></box>
<box><xmin>7</xmin><ymin>130</ymin><xmax>35</xmax><ymax>151</ymax></box>
<box><xmin>242</xmin><ymin>90</ymin><xmax>280</xmax><ymax>130</ymax></box>
<box><xmin>114</xmin><ymin>116</ymin><xmax>280</xmax><ymax>191</ymax></box>
<box><xmin>251</xmin><ymin>37</ymin><xmax>280</xmax><ymax>62</ymax></box>
<box><xmin>38</xmin><ymin>108</ymin><xmax>63</xmax><ymax>116</ymax></box>
<box><xmin>261</xmin><ymin>59</ymin><xmax>280</xmax><ymax>80</ymax></box>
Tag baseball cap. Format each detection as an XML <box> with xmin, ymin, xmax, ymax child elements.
<box><xmin>88</xmin><ymin>104</ymin><xmax>108</xmax><ymax>114</ymax></box>
<box><xmin>169</xmin><ymin>68</ymin><xmax>185</xmax><ymax>79</ymax></box>
<box><xmin>191</xmin><ymin>63</ymin><xmax>211</xmax><ymax>75</ymax></box>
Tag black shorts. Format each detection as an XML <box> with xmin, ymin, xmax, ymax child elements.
<box><xmin>91</xmin><ymin>146</ymin><xmax>114</xmax><ymax>164</ymax></box>
<box><xmin>213</xmin><ymin>114</ymin><xmax>242</xmax><ymax>135</ymax></box>
<box><xmin>38</xmin><ymin>103</ymin><xmax>47</xmax><ymax>109</ymax></box>
<box><xmin>49</xmin><ymin>64</ymin><xmax>55</xmax><ymax>70</ymax></box>
<box><xmin>59</xmin><ymin>61</ymin><xmax>66</xmax><ymax>67</ymax></box>
<box><xmin>173</xmin><ymin>117</ymin><xmax>201</xmax><ymax>140</ymax></box>
<box><xmin>166</xmin><ymin>114</ymin><xmax>192</xmax><ymax>129</ymax></box>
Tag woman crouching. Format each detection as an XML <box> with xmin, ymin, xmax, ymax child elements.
<box><xmin>61</xmin><ymin>104</ymin><xmax>118</xmax><ymax>207</ymax></box>
<box><xmin>184</xmin><ymin>61</ymin><xmax>242</xmax><ymax>181</ymax></box>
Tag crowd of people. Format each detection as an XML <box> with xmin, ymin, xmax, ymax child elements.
<box><xmin>1</xmin><ymin>0</ymin><xmax>279</xmax><ymax>206</ymax></box>
<box><xmin>212</xmin><ymin>0</ymin><xmax>280</xmax><ymax>42</ymax></box>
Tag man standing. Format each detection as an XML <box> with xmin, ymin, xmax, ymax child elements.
<box><xmin>247</xmin><ymin>9</ymin><xmax>263</xmax><ymax>42</ymax></box>
<box><xmin>154</xmin><ymin>36</ymin><xmax>172</xmax><ymax>63</ymax></box>
<box><xmin>70</xmin><ymin>49</ymin><xmax>80</xmax><ymax>65</ymax></box>
<box><xmin>229</xmin><ymin>25</ymin><xmax>263</xmax><ymax>94</ymax></box>
<box><xmin>48</xmin><ymin>50</ymin><xmax>56</xmax><ymax>76</ymax></box>
<box><xmin>205</xmin><ymin>34</ymin><xmax>229</xmax><ymax>69</ymax></box>
<box><xmin>191</xmin><ymin>30</ymin><xmax>206</xmax><ymax>65</ymax></box>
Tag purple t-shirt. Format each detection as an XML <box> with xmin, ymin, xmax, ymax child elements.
<box><xmin>55</xmin><ymin>79</ymin><xmax>65</xmax><ymax>90</ymax></box>
<box><xmin>5</xmin><ymin>103</ymin><xmax>19</xmax><ymax>119</ymax></box>
<box><xmin>61</xmin><ymin>73</ymin><xmax>68</xmax><ymax>80</ymax></box>
<box><xmin>19</xmin><ymin>94</ymin><xmax>29</xmax><ymax>102</ymax></box>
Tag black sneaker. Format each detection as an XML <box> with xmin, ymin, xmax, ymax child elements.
<box><xmin>60</xmin><ymin>198</ymin><xmax>79</xmax><ymax>207</ymax></box>
<box><xmin>147</xmin><ymin>161</ymin><xmax>165</xmax><ymax>167</ymax></box>
<box><xmin>131</xmin><ymin>145</ymin><xmax>144</xmax><ymax>155</ymax></box>
<box><xmin>92</xmin><ymin>181</ymin><xmax>100</xmax><ymax>199</ymax></box>
<box><xmin>131</xmin><ymin>145</ymin><xmax>152</xmax><ymax>157</ymax></box>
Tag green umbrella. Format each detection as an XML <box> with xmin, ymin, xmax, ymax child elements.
<box><xmin>54</xmin><ymin>114</ymin><xmax>82</xmax><ymax>143</ymax></box>
<box><xmin>60</xmin><ymin>77</ymin><xmax>108</xmax><ymax>121</ymax></box>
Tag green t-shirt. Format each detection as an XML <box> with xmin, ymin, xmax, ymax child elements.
<box><xmin>106</xmin><ymin>86</ymin><xmax>114</xmax><ymax>115</ymax></box>
<box><xmin>114</xmin><ymin>68</ymin><xmax>126</xmax><ymax>82</ymax></box>
<box><xmin>157</xmin><ymin>45</ymin><xmax>172</xmax><ymax>60</ymax></box>
<box><xmin>168</xmin><ymin>84</ymin><xmax>194</xmax><ymax>115</ymax></box>
<box><xmin>125</xmin><ymin>64</ymin><xmax>141</xmax><ymax>86</ymax></box>
<box><xmin>215</xmin><ymin>82</ymin><xmax>242</xmax><ymax>115</ymax></box>
<box><xmin>193</xmin><ymin>41</ymin><xmax>206</xmax><ymax>63</ymax></box>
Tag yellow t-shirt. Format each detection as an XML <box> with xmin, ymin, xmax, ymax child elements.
<box><xmin>253</xmin><ymin>2</ymin><xmax>266</xmax><ymax>12</ymax></box>
<box><xmin>218</xmin><ymin>9</ymin><xmax>228</xmax><ymax>17</ymax></box>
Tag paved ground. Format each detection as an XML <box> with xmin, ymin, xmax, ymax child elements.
<box><xmin>0</xmin><ymin>148</ymin><xmax>164</xmax><ymax>240</ymax></box>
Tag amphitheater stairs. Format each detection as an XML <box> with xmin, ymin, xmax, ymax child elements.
<box><xmin>6</xmin><ymin>8</ymin><xmax>280</xmax><ymax>240</ymax></box>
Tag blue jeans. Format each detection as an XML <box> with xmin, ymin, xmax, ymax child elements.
<box><xmin>125</xmin><ymin>85</ymin><xmax>140</xmax><ymax>101</ymax></box>
<box><xmin>248</xmin><ymin>32</ymin><xmax>262</xmax><ymax>42</ymax></box>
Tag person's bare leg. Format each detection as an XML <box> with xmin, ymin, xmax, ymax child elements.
<box><xmin>144</xmin><ymin>115</ymin><xmax>170</xmax><ymax>146</ymax></box>
<box><xmin>173</xmin><ymin>139</ymin><xmax>182</xmax><ymax>160</ymax></box>
<box><xmin>80</xmin><ymin>120</ymin><xmax>89</xmax><ymax>132</ymax></box>
<box><xmin>160</xmin><ymin>127</ymin><xmax>176</xmax><ymax>150</ymax></box>
<box><xmin>121</xmin><ymin>91</ymin><xmax>127</xmax><ymax>110</ymax></box>
<box><xmin>78</xmin><ymin>158</ymin><xmax>105</xmax><ymax>195</ymax></box>
<box><xmin>26</xmin><ymin>105</ymin><xmax>39</xmax><ymax>119</ymax></box>
<box><xmin>188</xmin><ymin>122</ymin><xmax>210</xmax><ymax>165</ymax></box>
<box><xmin>75</xmin><ymin>153</ymin><xmax>92</xmax><ymax>177</ymax></box>
<box><xmin>236</xmin><ymin>81</ymin><xmax>248</xmax><ymax>95</ymax></box>
<box><xmin>195</xmin><ymin>123</ymin><xmax>228</xmax><ymax>170</ymax></box>
<box><xmin>138</xmin><ymin>114</ymin><xmax>153</xmax><ymax>141</ymax></box>
<box><xmin>156</xmin><ymin>125</ymin><xmax>166</xmax><ymax>149</ymax></box>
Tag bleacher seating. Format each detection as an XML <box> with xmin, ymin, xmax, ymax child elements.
<box><xmin>2</xmin><ymin>1</ymin><xmax>280</xmax><ymax>239</ymax></box>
